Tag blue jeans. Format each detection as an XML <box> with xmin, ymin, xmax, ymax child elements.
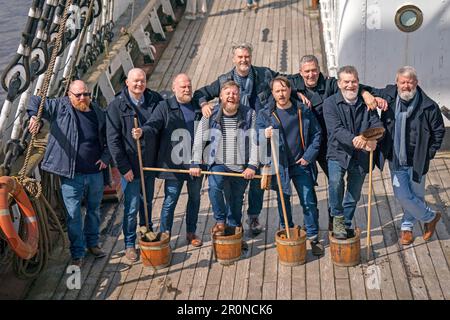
<box><xmin>389</xmin><ymin>164</ymin><xmax>436</xmax><ymax>231</ymax></box>
<box><xmin>160</xmin><ymin>177</ymin><xmax>203</xmax><ymax>234</ymax></box>
<box><xmin>328</xmin><ymin>159</ymin><xmax>366</xmax><ymax>229</ymax></box>
<box><xmin>275</xmin><ymin>165</ymin><xmax>319</xmax><ymax>240</ymax></box>
<box><xmin>208</xmin><ymin>165</ymin><xmax>249</xmax><ymax>227</ymax></box>
<box><xmin>121</xmin><ymin>173</ymin><xmax>155</xmax><ymax>249</ymax></box>
<box><xmin>60</xmin><ymin>172</ymin><xmax>104</xmax><ymax>259</ymax></box>
<box><xmin>247</xmin><ymin>176</ymin><xmax>264</xmax><ymax>218</ymax></box>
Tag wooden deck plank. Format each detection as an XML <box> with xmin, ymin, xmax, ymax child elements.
<box><xmin>175</xmin><ymin>178</ymin><xmax>212</xmax><ymax>300</ymax></box>
<box><xmin>372</xmin><ymin>168</ymin><xmax>413</xmax><ymax>300</ymax></box>
<box><xmin>382</xmin><ymin>165</ymin><xmax>429</xmax><ymax>299</ymax></box>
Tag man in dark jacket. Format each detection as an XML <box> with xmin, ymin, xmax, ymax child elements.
<box><xmin>106</xmin><ymin>68</ymin><xmax>163</xmax><ymax>262</ymax></box>
<box><xmin>287</xmin><ymin>55</ymin><xmax>387</xmax><ymax>230</ymax></box>
<box><xmin>132</xmin><ymin>73</ymin><xmax>204</xmax><ymax>247</ymax></box>
<box><xmin>375</xmin><ymin>66</ymin><xmax>444</xmax><ymax>245</ymax></box>
<box><xmin>27</xmin><ymin>80</ymin><xmax>110</xmax><ymax>267</ymax></box>
<box><xmin>193</xmin><ymin>42</ymin><xmax>278</xmax><ymax>235</ymax></box>
<box><xmin>257</xmin><ymin>76</ymin><xmax>323</xmax><ymax>255</ymax></box>
<box><xmin>323</xmin><ymin>66</ymin><xmax>382</xmax><ymax>240</ymax></box>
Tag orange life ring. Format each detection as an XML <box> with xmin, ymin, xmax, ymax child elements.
<box><xmin>0</xmin><ymin>176</ymin><xmax>39</xmax><ymax>259</ymax></box>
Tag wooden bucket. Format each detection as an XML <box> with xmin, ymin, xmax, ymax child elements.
<box><xmin>139</xmin><ymin>233</ymin><xmax>171</xmax><ymax>269</ymax></box>
<box><xmin>212</xmin><ymin>226</ymin><xmax>243</xmax><ymax>265</ymax></box>
<box><xmin>275</xmin><ymin>226</ymin><xmax>307</xmax><ymax>266</ymax></box>
<box><xmin>329</xmin><ymin>228</ymin><xmax>361</xmax><ymax>267</ymax></box>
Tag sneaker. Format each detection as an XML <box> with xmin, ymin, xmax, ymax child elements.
<box><xmin>310</xmin><ymin>240</ymin><xmax>324</xmax><ymax>256</ymax></box>
<box><xmin>125</xmin><ymin>247</ymin><xmax>138</xmax><ymax>262</ymax></box>
<box><xmin>197</xmin><ymin>13</ymin><xmax>206</xmax><ymax>19</ymax></box>
<box><xmin>332</xmin><ymin>216</ymin><xmax>347</xmax><ymax>240</ymax></box>
<box><xmin>243</xmin><ymin>4</ymin><xmax>252</xmax><ymax>11</ymax></box>
<box><xmin>423</xmin><ymin>211</ymin><xmax>441</xmax><ymax>241</ymax></box>
<box><xmin>71</xmin><ymin>258</ymin><xmax>83</xmax><ymax>267</ymax></box>
<box><xmin>87</xmin><ymin>245</ymin><xmax>106</xmax><ymax>258</ymax></box>
<box><xmin>248</xmin><ymin>217</ymin><xmax>263</xmax><ymax>235</ymax></box>
<box><xmin>185</xmin><ymin>13</ymin><xmax>196</xmax><ymax>20</ymax></box>
<box><xmin>252</xmin><ymin>2</ymin><xmax>259</xmax><ymax>10</ymax></box>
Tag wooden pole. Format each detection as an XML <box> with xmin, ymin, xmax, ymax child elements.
<box><xmin>142</xmin><ymin>166</ymin><xmax>263</xmax><ymax>179</ymax></box>
<box><xmin>270</xmin><ymin>137</ymin><xmax>291</xmax><ymax>239</ymax></box>
<box><xmin>366</xmin><ymin>149</ymin><xmax>374</xmax><ymax>261</ymax></box>
<box><xmin>134</xmin><ymin>117</ymin><xmax>150</xmax><ymax>231</ymax></box>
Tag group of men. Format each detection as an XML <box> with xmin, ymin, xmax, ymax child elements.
<box><xmin>27</xmin><ymin>42</ymin><xmax>444</xmax><ymax>267</ymax></box>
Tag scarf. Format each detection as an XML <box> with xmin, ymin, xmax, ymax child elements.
<box><xmin>393</xmin><ymin>92</ymin><xmax>419</xmax><ymax>166</ymax></box>
<box><xmin>233</xmin><ymin>67</ymin><xmax>254</xmax><ymax>108</ymax></box>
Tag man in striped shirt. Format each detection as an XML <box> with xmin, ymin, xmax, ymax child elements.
<box><xmin>190</xmin><ymin>81</ymin><xmax>258</xmax><ymax>234</ymax></box>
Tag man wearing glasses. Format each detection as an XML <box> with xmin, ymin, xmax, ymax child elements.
<box><xmin>106</xmin><ymin>68</ymin><xmax>163</xmax><ymax>262</ymax></box>
<box><xmin>27</xmin><ymin>80</ymin><xmax>111</xmax><ymax>267</ymax></box>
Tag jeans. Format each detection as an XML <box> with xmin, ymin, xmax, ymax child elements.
<box><xmin>60</xmin><ymin>172</ymin><xmax>104</xmax><ymax>259</ymax></box>
<box><xmin>275</xmin><ymin>165</ymin><xmax>319</xmax><ymax>240</ymax></box>
<box><xmin>160</xmin><ymin>177</ymin><xmax>203</xmax><ymax>234</ymax></box>
<box><xmin>121</xmin><ymin>173</ymin><xmax>155</xmax><ymax>249</ymax></box>
<box><xmin>247</xmin><ymin>177</ymin><xmax>264</xmax><ymax>218</ymax></box>
<box><xmin>208</xmin><ymin>165</ymin><xmax>249</xmax><ymax>227</ymax></box>
<box><xmin>328</xmin><ymin>159</ymin><xmax>366</xmax><ymax>229</ymax></box>
<box><xmin>389</xmin><ymin>164</ymin><xmax>436</xmax><ymax>231</ymax></box>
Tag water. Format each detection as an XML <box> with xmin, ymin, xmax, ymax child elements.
<box><xmin>0</xmin><ymin>0</ymin><xmax>30</xmax><ymax>101</ymax></box>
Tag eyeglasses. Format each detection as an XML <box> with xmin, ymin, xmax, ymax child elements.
<box><xmin>70</xmin><ymin>91</ymin><xmax>91</xmax><ymax>98</ymax></box>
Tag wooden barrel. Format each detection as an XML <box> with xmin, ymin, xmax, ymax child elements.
<box><xmin>212</xmin><ymin>226</ymin><xmax>243</xmax><ymax>265</ymax></box>
<box><xmin>139</xmin><ymin>233</ymin><xmax>171</xmax><ymax>269</ymax></box>
<box><xmin>329</xmin><ymin>228</ymin><xmax>361</xmax><ymax>267</ymax></box>
<box><xmin>275</xmin><ymin>226</ymin><xmax>307</xmax><ymax>266</ymax></box>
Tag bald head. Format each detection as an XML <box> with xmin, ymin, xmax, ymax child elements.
<box><xmin>69</xmin><ymin>80</ymin><xmax>88</xmax><ymax>93</ymax></box>
<box><xmin>172</xmin><ymin>73</ymin><xmax>192</xmax><ymax>104</ymax></box>
<box><xmin>126</xmin><ymin>68</ymin><xmax>147</xmax><ymax>99</ymax></box>
<box><xmin>68</xmin><ymin>80</ymin><xmax>91</xmax><ymax>111</ymax></box>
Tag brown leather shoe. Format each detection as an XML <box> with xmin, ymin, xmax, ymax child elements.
<box><xmin>186</xmin><ymin>232</ymin><xmax>203</xmax><ymax>247</ymax></box>
<box><xmin>125</xmin><ymin>247</ymin><xmax>138</xmax><ymax>262</ymax></box>
<box><xmin>212</xmin><ymin>223</ymin><xmax>225</xmax><ymax>235</ymax></box>
<box><xmin>400</xmin><ymin>230</ymin><xmax>413</xmax><ymax>245</ymax></box>
<box><xmin>423</xmin><ymin>211</ymin><xmax>441</xmax><ymax>241</ymax></box>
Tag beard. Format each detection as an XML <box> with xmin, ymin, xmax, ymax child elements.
<box><xmin>398</xmin><ymin>88</ymin><xmax>417</xmax><ymax>101</ymax></box>
<box><xmin>341</xmin><ymin>89</ymin><xmax>358</xmax><ymax>102</ymax></box>
<box><xmin>222</xmin><ymin>101</ymin><xmax>239</xmax><ymax>114</ymax></box>
<box><xmin>72</xmin><ymin>100</ymin><xmax>90</xmax><ymax>112</ymax></box>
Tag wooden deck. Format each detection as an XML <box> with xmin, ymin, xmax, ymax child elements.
<box><xmin>25</xmin><ymin>0</ymin><xmax>450</xmax><ymax>300</ymax></box>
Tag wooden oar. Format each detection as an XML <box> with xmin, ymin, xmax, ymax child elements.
<box><xmin>361</xmin><ymin>127</ymin><xmax>385</xmax><ymax>261</ymax></box>
<box><xmin>134</xmin><ymin>117</ymin><xmax>153</xmax><ymax>240</ymax></box>
<box><xmin>366</xmin><ymin>149</ymin><xmax>374</xmax><ymax>260</ymax></box>
<box><xmin>270</xmin><ymin>137</ymin><xmax>291</xmax><ymax>239</ymax></box>
<box><xmin>143</xmin><ymin>167</ymin><xmax>263</xmax><ymax>179</ymax></box>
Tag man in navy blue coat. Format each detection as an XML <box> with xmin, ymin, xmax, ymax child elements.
<box><xmin>106</xmin><ymin>68</ymin><xmax>163</xmax><ymax>262</ymax></box>
<box><xmin>375</xmin><ymin>66</ymin><xmax>444</xmax><ymax>245</ymax></box>
<box><xmin>323</xmin><ymin>66</ymin><xmax>382</xmax><ymax>240</ymax></box>
<box><xmin>132</xmin><ymin>74</ymin><xmax>204</xmax><ymax>247</ymax></box>
<box><xmin>257</xmin><ymin>76</ymin><xmax>323</xmax><ymax>255</ymax></box>
<box><xmin>28</xmin><ymin>80</ymin><xmax>110</xmax><ymax>266</ymax></box>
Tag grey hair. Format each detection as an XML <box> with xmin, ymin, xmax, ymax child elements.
<box><xmin>337</xmin><ymin>65</ymin><xmax>359</xmax><ymax>81</ymax></box>
<box><xmin>232</xmin><ymin>42</ymin><xmax>253</xmax><ymax>56</ymax></box>
<box><xmin>299</xmin><ymin>55</ymin><xmax>319</xmax><ymax>68</ymax></box>
<box><xmin>396</xmin><ymin>66</ymin><xmax>418</xmax><ymax>82</ymax></box>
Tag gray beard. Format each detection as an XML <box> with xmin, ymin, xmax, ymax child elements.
<box><xmin>399</xmin><ymin>88</ymin><xmax>417</xmax><ymax>101</ymax></box>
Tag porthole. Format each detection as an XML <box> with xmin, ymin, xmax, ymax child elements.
<box><xmin>395</xmin><ymin>5</ymin><xmax>423</xmax><ymax>32</ymax></box>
